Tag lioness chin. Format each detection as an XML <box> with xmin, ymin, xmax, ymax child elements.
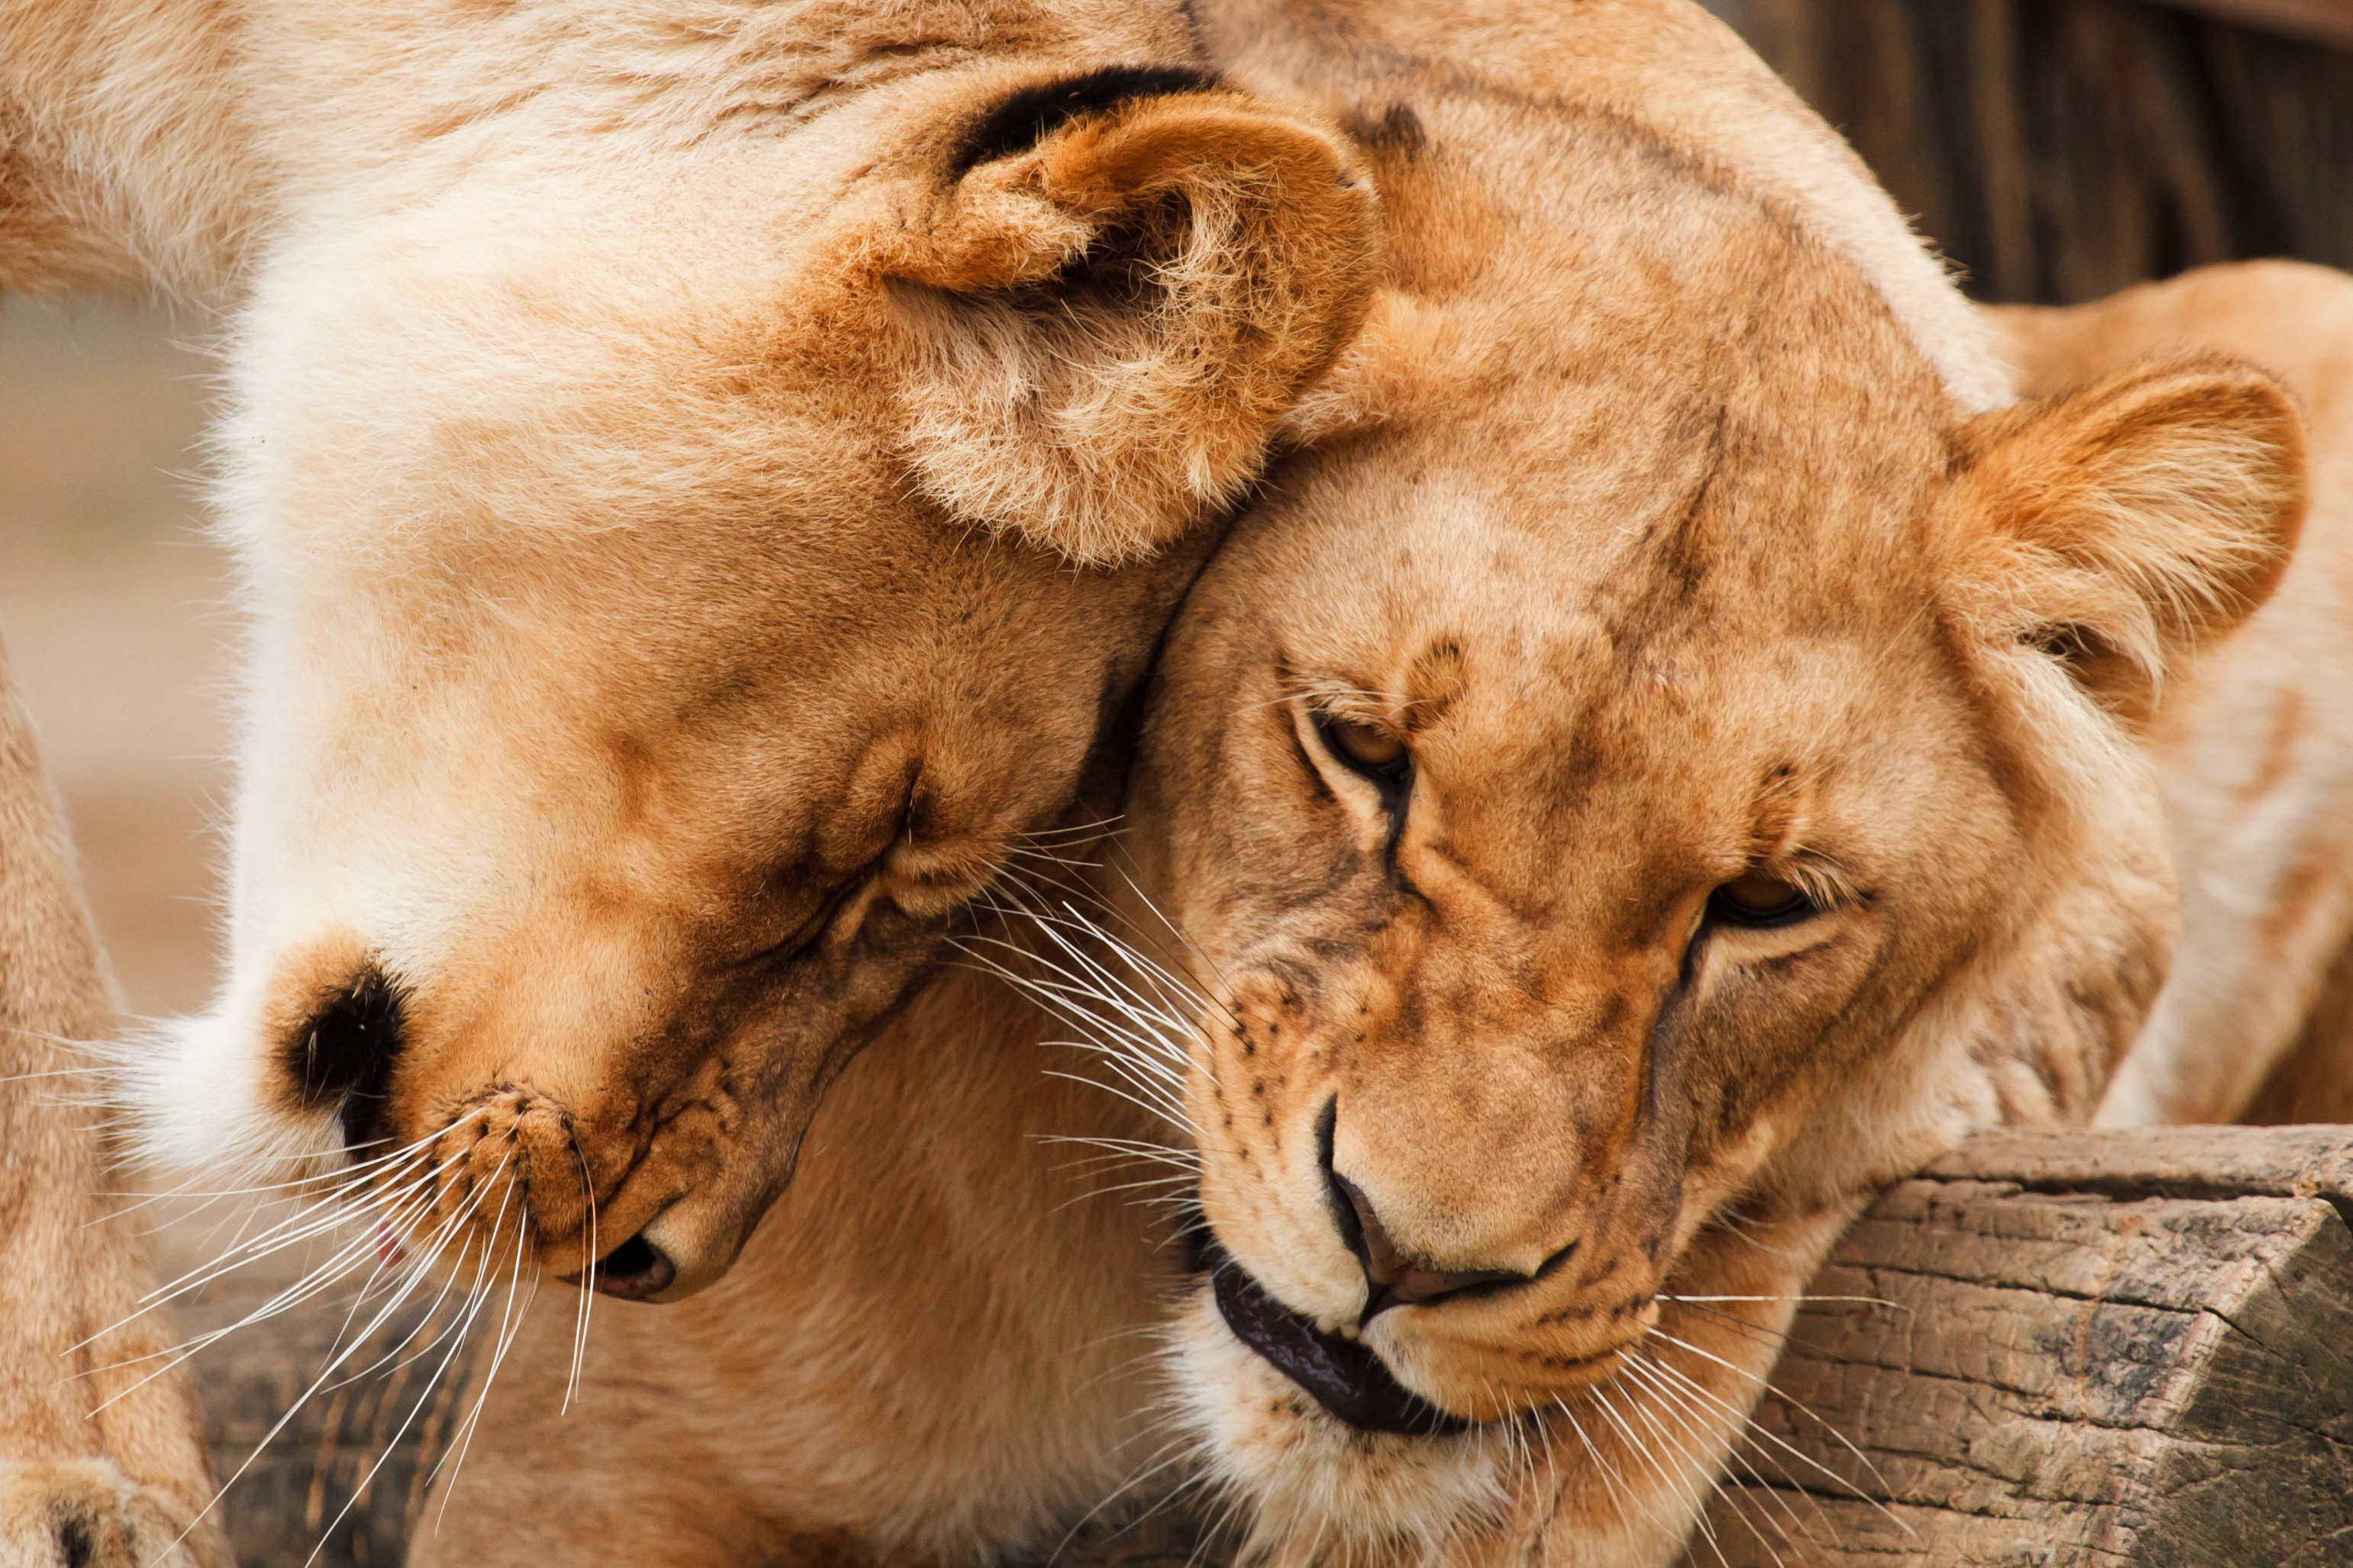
<box><xmin>414</xmin><ymin>5</ymin><xmax>2308</xmax><ymax>1567</ymax></box>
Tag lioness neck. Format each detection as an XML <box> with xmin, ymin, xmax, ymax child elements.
<box><xmin>0</xmin><ymin>0</ymin><xmax>1199</xmax><ymax>304</ymax></box>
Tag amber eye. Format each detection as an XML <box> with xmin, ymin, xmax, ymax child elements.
<box><xmin>1708</xmin><ymin>871</ymin><xmax>1819</xmax><ymax>929</ymax></box>
<box><xmin>1314</xmin><ymin>710</ymin><xmax>1410</xmax><ymax>781</ymax></box>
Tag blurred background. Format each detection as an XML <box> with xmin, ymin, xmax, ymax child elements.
<box><xmin>2</xmin><ymin>0</ymin><xmax>2349</xmax><ymax>1051</ymax></box>
<box><xmin>1</xmin><ymin>295</ymin><xmax>226</xmax><ymax>1020</ymax></box>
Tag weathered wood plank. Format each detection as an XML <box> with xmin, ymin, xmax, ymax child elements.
<box><xmin>1693</xmin><ymin>1125</ymin><xmax>2353</xmax><ymax>1567</ymax></box>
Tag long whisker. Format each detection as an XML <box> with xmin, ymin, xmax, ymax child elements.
<box><xmin>1587</xmin><ymin>1383</ymin><xmax>1716</xmax><ymax>1565</ymax></box>
<box><xmin>1619</xmin><ymin>1354</ymin><xmax>1806</xmax><ymax>1565</ymax></box>
<box><xmin>1642</xmin><ymin>1335</ymin><xmax>1907</xmax><ymax>1534</ymax></box>
<box><xmin>79</xmin><ymin>1167</ymin><xmax>453</xmax><ymax>1401</ymax></box>
<box><xmin>89</xmin><ymin>1133</ymin><xmax>481</xmax><ymax>1361</ymax></box>
<box><xmin>433</xmin><ymin>1167</ymin><xmax>545</xmax><ymax>1531</ymax></box>
<box><xmin>1549</xmin><ymin>1396</ymin><xmax>1643</xmax><ymax>1542</ymax></box>
<box><xmin>564</xmin><ymin>1140</ymin><xmax>597</xmax><ymax>1415</ymax></box>
<box><xmin>143</xmin><ymin>1148</ymin><xmax>516</xmax><ymax>1566</ymax></box>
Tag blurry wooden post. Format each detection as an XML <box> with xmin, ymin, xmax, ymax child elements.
<box><xmin>1736</xmin><ymin>0</ymin><xmax>2353</xmax><ymax>303</ymax></box>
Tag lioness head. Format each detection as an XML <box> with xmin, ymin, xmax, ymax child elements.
<box><xmin>1108</xmin><ymin>110</ymin><xmax>2303</xmax><ymax>1560</ymax></box>
<box><xmin>144</xmin><ymin>52</ymin><xmax>1378</xmax><ymax>1300</ymax></box>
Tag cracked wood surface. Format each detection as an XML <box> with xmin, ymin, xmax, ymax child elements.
<box><xmin>179</xmin><ymin>1127</ymin><xmax>2353</xmax><ymax>1566</ymax></box>
<box><xmin>1688</xmin><ymin>1125</ymin><xmax>2353</xmax><ymax>1567</ymax></box>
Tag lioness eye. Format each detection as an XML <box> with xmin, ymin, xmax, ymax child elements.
<box><xmin>1316</xmin><ymin>711</ymin><xmax>1409</xmax><ymax>779</ymax></box>
<box><xmin>1709</xmin><ymin>871</ymin><xmax>1818</xmax><ymax>929</ymax></box>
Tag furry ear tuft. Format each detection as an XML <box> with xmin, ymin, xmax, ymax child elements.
<box><xmin>1945</xmin><ymin>358</ymin><xmax>2306</xmax><ymax>727</ymax></box>
<box><xmin>875</xmin><ymin>70</ymin><xmax>1381</xmax><ymax>566</ymax></box>
<box><xmin>1276</xmin><ymin>288</ymin><xmax>1458</xmax><ymax>446</ymax></box>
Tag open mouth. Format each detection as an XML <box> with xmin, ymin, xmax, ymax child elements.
<box><xmin>554</xmin><ymin>1232</ymin><xmax>677</xmax><ymax>1301</ymax></box>
<box><xmin>1206</xmin><ymin>1244</ymin><xmax>1471</xmax><ymax>1437</ymax></box>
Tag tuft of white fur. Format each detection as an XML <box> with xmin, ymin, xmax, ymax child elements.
<box><xmin>1163</xmin><ymin>1291</ymin><xmax>1515</xmax><ymax>1568</ymax></box>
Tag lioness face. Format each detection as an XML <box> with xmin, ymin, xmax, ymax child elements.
<box><xmin>1139</xmin><ymin>320</ymin><xmax>2005</xmax><ymax>1433</ymax></box>
<box><xmin>145</xmin><ymin>63</ymin><xmax>1378</xmax><ymax>1299</ymax></box>
<box><xmin>1118</xmin><ymin>192</ymin><xmax>2300</xmax><ymax>1546</ymax></box>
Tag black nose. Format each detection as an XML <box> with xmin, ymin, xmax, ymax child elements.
<box><xmin>590</xmin><ymin>1234</ymin><xmax>676</xmax><ymax>1300</ymax></box>
<box><xmin>1317</xmin><ymin>1100</ymin><xmax>1556</xmax><ymax>1319</ymax></box>
<box><xmin>281</xmin><ymin>965</ymin><xmax>408</xmax><ymax>1157</ymax></box>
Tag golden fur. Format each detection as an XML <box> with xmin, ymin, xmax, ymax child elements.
<box><xmin>1</xmin><ymin>5</ymin><xmax>1383</xmax><ymax>1274</ymax></box>
<box><xmin>409</xmin><ymin>7</ymin><xmax>2306</xmax><ymax>1568</ymax></box>
<box><xmin>0</xmin><ymin>639</ymin><xmax>227</xmax><ymax>1567</ymax></box>
<box><xmin>1985</xmin><ymin>263</ymin><xmax>2353</xmax><ymax>1130</ymax></box>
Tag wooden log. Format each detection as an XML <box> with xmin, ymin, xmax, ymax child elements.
<box><xmin>181</xmin><ymin>1128</ymin><xmax>2353</xmax><ymax>1567</ymax></box>
<box><xmin>1690</xmin><ymin>1125</ymin><xmax>2353</xmax><ymax>1566</ymax></box>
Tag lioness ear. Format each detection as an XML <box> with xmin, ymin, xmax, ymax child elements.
<box><xmin>874</xmin><ymin>67</ymin><xmax>1381</xmax><ymax>565</ymax></box>
<box><xmin>1944</xmin><ymin>359</ymin><xmax>2306</xmax><ymax>727</ymax></box>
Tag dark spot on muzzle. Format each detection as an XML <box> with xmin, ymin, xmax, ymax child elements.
<box><xmin>56</xmin><ymin>1515</ymin><xmax>93</xmax><ymax>1568</ymax></box>
<box><xmin>1204</xmin><ymin>1239</ymin><xmax>1471</xmax><ymax>1438</ymax></box>
<box><xmin>282</xmin><ymin>964</ymin><xmax>408</xmax><ymax>1158</ymax></box>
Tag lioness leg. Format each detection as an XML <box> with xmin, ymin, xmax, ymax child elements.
<box><xmin>1991</xmin><ymin>261</ymin><xmax>2353</xmax><ymax>1125</ymax></box>
<box><xmin>0</xmin><ymin>635</ymin><xmax>227</xmax><ymax>1567</ymax></box>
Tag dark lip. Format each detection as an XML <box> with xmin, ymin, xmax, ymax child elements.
<box><xmin>1205</xmin><ymin>1242</ymin><xmax>1471</xmax><ymax>1438</ymax></box>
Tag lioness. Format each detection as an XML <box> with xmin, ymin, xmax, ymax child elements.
<box><xmin>4</xmin><ymin>0</ymin><xmax>1379</xmax><ymax>1552</ymax></box>
<box><xmin>412</xmin><ymin>5</ymin><xmax>2304</xmax><ymax>1566</ymax></box>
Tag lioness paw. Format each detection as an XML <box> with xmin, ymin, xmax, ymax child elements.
<box><xmin>0</xmin><ymin>1458</ymin><xmax>210</xmax><ymax>1568</ymax></box>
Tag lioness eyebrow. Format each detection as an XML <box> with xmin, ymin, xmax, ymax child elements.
<box><xmin>1290</xmin><ymin>675</ymin><xmax>1396</xmax><ymax>727</ymax></box>
<box><xmin>1743</xmin><ymin>767</ymin><xmax>1861</xmax><ymax>907</ymax></box>
<box><xmin>1774</xmin><ymin>852</ymin><xmax>1861</xmax><ymax>910</ymax></box>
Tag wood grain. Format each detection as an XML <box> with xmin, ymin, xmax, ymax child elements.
<box><xmin>1687</xmin><ymin>1125</ymin><xmax>2353</xmax><ymax>1566</ymax></box>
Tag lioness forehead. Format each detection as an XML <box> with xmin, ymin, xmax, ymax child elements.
<box><xmin>1172</xmin><ymin>131</ymin><xmax>1981</xmax><ymax>907</ymax></box>
<box><xmin>1278</xmin><ymin>118</ymin><xmax>1962</xmax><ymax>604</ymax></box>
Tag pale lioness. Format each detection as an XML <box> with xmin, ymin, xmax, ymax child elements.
<box><xmin>410</xmin><ymin>5</ymin><xmax>2306</xmax><ymax>1566</ymax></box>
<box><xmin>2</xmin><ymin>0</ymin><xmax>1381</xmax><ymax>1553</ymax></box>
